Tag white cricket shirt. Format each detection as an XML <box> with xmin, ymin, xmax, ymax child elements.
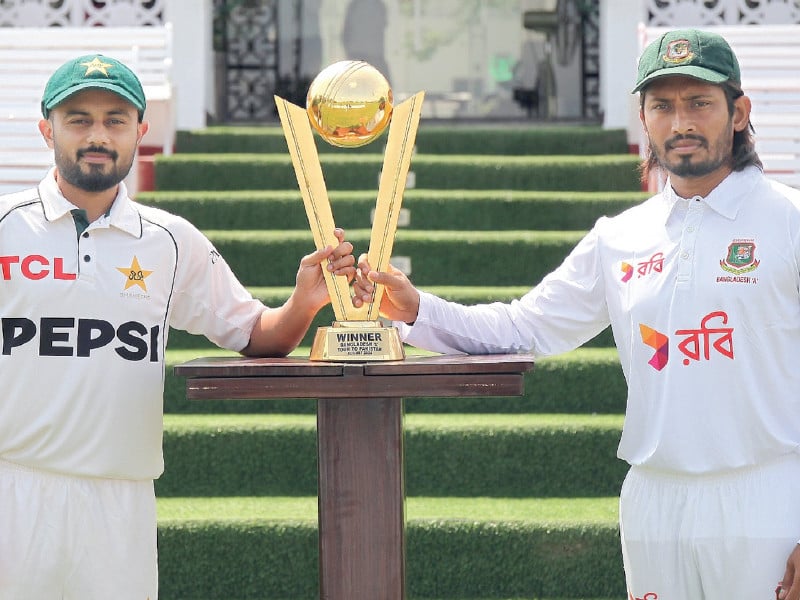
<box><xmin>401</xmin><ymin>166</ymin><xmax>800</xmax><ymax>474</ymax></box>
<box><xmin>0</xmin><ymin>170</ymin><xmax>266</xmax><ymax>479</ymax></box>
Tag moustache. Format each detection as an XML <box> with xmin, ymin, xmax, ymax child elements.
<box><xmin>77</xmin><ymin>147</ymin><xmax>118</xmax><ymax>160</ymax></box>
<box><xmin>665</xmin><ymin>134</ymin><xmax>707</xmax><ymax>150</ymax></box>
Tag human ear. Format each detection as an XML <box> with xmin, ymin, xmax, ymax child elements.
<box><xmin>38</xmin><ymin>118</ymin><xmax>55</xmax><ymax>149</ymax></box>
<box><xmin>732</xmin><ymin>94</ymin><xmax>752</xmax><ymax>133</ymax></box>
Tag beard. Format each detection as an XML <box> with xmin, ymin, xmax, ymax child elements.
<box><xmin>650</xmin><ymin>131</ymin><xmax>732</xmax><ymax>179</ymax></box>
<box><xmin>55</xmin><ymin>146</ymin><xmax>132</xmax><ymax>192</ymax></box>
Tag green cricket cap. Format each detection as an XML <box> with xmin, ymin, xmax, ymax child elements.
<box><xmin>632</xmin><ymin>29</ymin><xmax>741</xmax><ymax>93</ymax></box>
<box><xmin>41</xmin><ymin>54</ymin><xmax>146</xmax><ymax>118</ymax></box>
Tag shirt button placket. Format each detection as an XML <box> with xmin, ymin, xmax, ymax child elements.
<box><xmin>677</xmin><ymin>196</ymin><xmax>704</xmax><ymax>285</ymax></box>
<box><xmin>78</xmin><ymin>229</ymin><xmax>97</xmax><ymax>277</ymax></box>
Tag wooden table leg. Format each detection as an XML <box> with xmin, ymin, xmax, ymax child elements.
<box><xmin>317</xmin><ymin>397</ymin><xmax>405</xmax><ymax>600</ymax></box>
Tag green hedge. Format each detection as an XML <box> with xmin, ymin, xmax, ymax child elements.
<box><xmin>158</xmin><ymin>415</ymin><xmax>318</xmax><ymax>496</ymax></box>
<box><xmin>404</xmin><ymin>415</ymin><xmax>626</xmax><ymax>497</ymax></box>
<box><xmin>187</xmin><ymin>229</ymin><xmax>585</xmax><ymax>287</ymax></box>
<box><xmin>406</xmin><ymin>521</ymin><xmax>625</xmax><ymax>598</ymax></box>
<box><xmin>157</xmin><ymin>520</ymin><xmax>319</xmax><ymax>599</ymax></box>
<box><xmin>155</xmin><ymin>413</ymin><xmax>626</xmax><ymax>498</ymax></box>
<box><xmin>156</xmin><ymin>517</ymin><xmax>625</xmax><ymax>599</ymax></box>
<box><xmin>136</xmin><ymin>189</ymin><xmax>647</xmax><ymax>232</ymax></box>
<box><xmin>153</xmin><ymin>154</ymin><xmax>642</xmax><ymax>193</ymax></box>
<box><xmin>175</xmin><ymin>125</ymin><xmax>630</xmax><ymax>156</ymax></box>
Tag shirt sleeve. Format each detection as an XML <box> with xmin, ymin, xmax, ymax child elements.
<box><xmin>168</xmin><ymin>220</ymin><xmax>266</xmax><ymax>352</ymax></box>
<box><xmin>397</xmin><ymin>225</ymin><xmax>611</xmax><ymax>358</ymax></box>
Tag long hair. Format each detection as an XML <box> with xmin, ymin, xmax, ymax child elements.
<box><xmin>638</xmin><ymin>82</ymin><xmax>762</xmax><ymax>186</ymax></box>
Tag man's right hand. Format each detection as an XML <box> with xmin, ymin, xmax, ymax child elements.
<box><xmin>352</xmin><ymin>255</ymin><xmax>421</xmax><ymax>324</ymax></box>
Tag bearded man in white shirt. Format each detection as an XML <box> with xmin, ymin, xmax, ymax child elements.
<box><xmin>353</xmin><ymin>28</ymin><xmax>800</xmax><ymax>600</ymax></box>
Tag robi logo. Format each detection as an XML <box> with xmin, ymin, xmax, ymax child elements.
<box><xmin>640</xmin><ymin>310</ymin><xmax>735</xmax><ymax>370</ymax></box>
<box><xmin>629</xmin><ymin>593</ymin><xmax>658</xmax><ymax>600</ymax></box>
<box><xmin>0</xmin><ymin>255</ymin><xmax>76</xmax><ymax>280</ymax></box>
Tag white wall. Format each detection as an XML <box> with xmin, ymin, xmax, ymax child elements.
<box><xmin>599</xmin><ymin>0</ymin><xmax>642</xmax><ymax>139</ymax></box>
<box><xmin>164</xmin><ymin>0</ymin><xmax>211</xmax><ymax>131</ymax></box>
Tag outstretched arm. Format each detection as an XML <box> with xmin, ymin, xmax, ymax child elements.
<box><xmin>242</xmin><ymin>228</ymin><xmax>355</xmax><ymax>357</ymax></box>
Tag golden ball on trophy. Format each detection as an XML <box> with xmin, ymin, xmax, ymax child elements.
<box><xmin>306</xmin><ymin>60</ymin><xmax>394</xmax><ymax>148</ymax></box>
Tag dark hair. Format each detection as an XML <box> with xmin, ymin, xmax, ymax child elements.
<box><xmin>638</xmin><ymin>82</ymin><xmax>762</xmax><ymax>185</ymax></box>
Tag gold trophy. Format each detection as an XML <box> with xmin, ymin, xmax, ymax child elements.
<box><xmin>275</xmin><ymin>60</ymin><xmax>424</xmax><ymax>361</ymax></box>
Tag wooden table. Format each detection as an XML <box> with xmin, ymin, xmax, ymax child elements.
<box><xmin>174</xmin><ymin>353</ymin><xmax>535</xmax><ymax>600</ymax></box>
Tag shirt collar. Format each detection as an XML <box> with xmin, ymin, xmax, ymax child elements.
<box><xmin>38</xmin><ymin>168</ymin><xmax>143</xmax><ymax>237</ymax></box>
<box><xmin>661</xmin><ymin>165</ymin><xmax>763</xmax><ymax>222</ymax></box>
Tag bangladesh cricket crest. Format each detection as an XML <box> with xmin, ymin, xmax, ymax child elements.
<box><xmin>720</xmin><ymin>240</ymin><xmax>760</xmax><ymax>274</ymax></box>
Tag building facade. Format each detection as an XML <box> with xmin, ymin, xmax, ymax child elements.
<box><xmin>1</xmin><ymin>0</ymin><xmax>797</xmax><ymax>135</ymax></box>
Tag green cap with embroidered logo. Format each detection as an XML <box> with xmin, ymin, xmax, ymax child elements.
<box><xmin>632</xmin><ymin>28</ymin><xmax>741</xmax><ymax>93</ymax></box>
<box><xmin>41</xmin><ymin>54</ymin><xmax>146</xmax><ymax>119</ymax></box>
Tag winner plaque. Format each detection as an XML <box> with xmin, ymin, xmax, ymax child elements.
<box><xmin>275</xmin><ymin>60</ymin><xmax>424</xmax><ymax>362</ymax></box>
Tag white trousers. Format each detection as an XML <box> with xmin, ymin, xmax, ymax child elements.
<box><xmin>620</xmin><ymin>453</ymin><xmax>800</xmax><ymax>600</ymax></box>
<box><xmin>0</xmin><ymin>459</ymin><xmax>158</xmax><ymax>600</ymax></box>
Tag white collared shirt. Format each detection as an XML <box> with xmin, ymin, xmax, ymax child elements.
<box><xmin>401</xmin><ymin>166</ymin><xmax>800</xmax><ymax>473</ymax></box>
<box><xmin>0</xmin><ymin>169</ymin><xmax>265</xmax><ymax>479</ymax></box>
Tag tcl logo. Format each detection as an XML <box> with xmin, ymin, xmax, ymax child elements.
<box><xmin>0</xmin><ymin>255</ymin><xmax>77</xmax><ymax>281</ymax></box>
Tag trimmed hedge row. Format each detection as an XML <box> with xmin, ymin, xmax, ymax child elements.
<box><xmin>190</xmin><ymin>228</ymin><xmax>586</xmax><ymax>287</ymax></box>
<box><xmin>157</xmin><ymin>520</ymin><xmax>319</xmax><ymax>599</ymax></box>
<box><xmin>137</xmin><ymin>189</ymin><xmax>647</xmax><ymax>232</ymax></box>
<box><xmin>155</xmin><ymin>413</ymin><xmax>626</xmax><ymax>498</ymax></box>
<box><xmin>175</xmin><ymin>125</ymin><xmax>630</xmax><ymax>156</ymax></box>
<box><xmin>405</xmin><ymin>521</ymin><xmax>624</xmax><ymax>598</ymax></box>
<box><xmin>156</xmin><ymin>518</ymin><xmax>625</xmax><ymax>599</ymax></box>
<box><xmin>153</xmin><ymin>153</ymin><xmax>642</xmax><ymax>193</ymax></box>
<box><xmin>164</xmin><ymin>347</ymin><xmax>626</xmax><ymax>415</ymax></box>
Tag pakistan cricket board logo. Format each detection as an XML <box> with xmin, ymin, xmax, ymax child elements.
<box><xmin>719</xmin><ymin>239</ymin><xmax>759</xmax><ymax>274</ymax></box>
<box><xmin>116</xmin><ymin>255</ymin><xmax>153</xmax><ymax>293</ymax></box>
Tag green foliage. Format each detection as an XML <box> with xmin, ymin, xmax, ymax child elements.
<box><xmin>156</xmin><ymin>499</ymin><xmax>626</xmax><ymax>599</ymax></box>
<box><xmin>164</xmin><ymin>228</ymin><xmax>587</xmax><ymax>287</ymax></box>
<box><xmin>175</xmin><ymin>125</ymin><xmax>629</xmax><ymax>156</ymax></box>
<box><xmin>153</xmin><ymin>153</ymin><xmax>641</xmax><ymax>193</ymax></box>
<box><xmin>406</xmin><ymin>521</ymin><xmax>625</xmax><ymax>598</ymax></box>
<box><xmin>136</xmin><ymin>188</ymin><xmax>647</xmax><ymax>232</ymax></box>
<box><xmin>157</xmin><ymin>520</ymin><xmax>319</xmax><ymax>599</ymax></box>
<box><xmin>155</xmin><ymin>413</ymin><xmax>626</xmax><ymax>498</ymax></box>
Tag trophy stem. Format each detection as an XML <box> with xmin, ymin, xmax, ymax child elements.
<box><xmin>275</xmin><ymin>96</ymin><xmax>358</xmax><ymax>322</ymax></box>
<box><xmin>367</xmin><ymin>91</ymin><xmax>425</xmax><ymax>322</ymax></box>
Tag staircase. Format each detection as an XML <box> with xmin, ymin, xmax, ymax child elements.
<box><xmin>138</xmin><ymin>123</ymin><xmax>647</xmax><ymax>600</ymax></box>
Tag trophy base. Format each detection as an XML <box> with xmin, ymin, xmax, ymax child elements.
<box><xmin>309</xmin><ymin>320</ymin><xmax>405</xmax><ymax>362</ymax></box>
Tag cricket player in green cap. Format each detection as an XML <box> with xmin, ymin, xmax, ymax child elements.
<box><xmin>0</xmin><ymin>54</ymin><xmax>355</xmax><ymax>598</ymax></box>
<box><xmin>353</xmin><ymin>29</ymin><xmax>800</xmax><ymax>600</ymax></box>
